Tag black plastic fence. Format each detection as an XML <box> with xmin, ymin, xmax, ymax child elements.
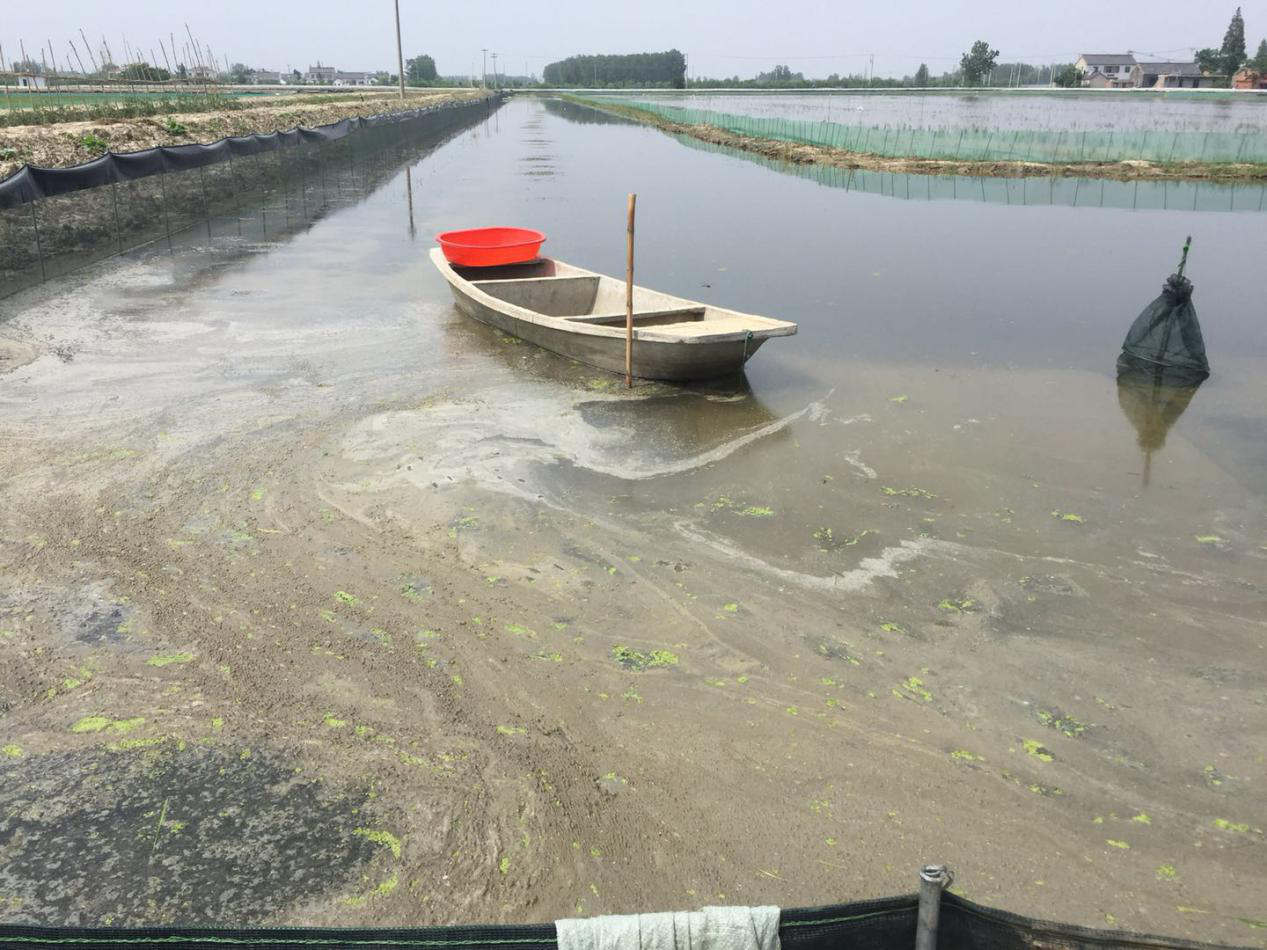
<box><xmin>0</xmin><ymin>892</ymin><xmax>1248</xmax><ymax>950</ymax></box>
<box><xmin>0</xmin><ymin>96</ymin><xmax>500</xmax><ymax>300</ymax></box>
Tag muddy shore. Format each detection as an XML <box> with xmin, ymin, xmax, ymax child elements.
<box><xmin>567</xmin><ymin>95</ymin><xmax>1267</xmax><ymax>183</ymax></box>
<box><xmin>0</xmin><ymin>89</ymin><xmax>489</xmax><ymax>181</ymax></box>
<box><xmin>1</xmin><ymin>97</ymin><xmax>1265</xmax><ymax>945</ymax></box>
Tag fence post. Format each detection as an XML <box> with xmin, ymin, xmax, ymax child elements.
<box><xmin>157</xmin><ymin>165</ymin><xmax>174</xmax><ymax>251</ymax></box>
<box><xmin>110</xmin><ymin>180</ymin><xmax>123</xmax><ymax>252</ymax></box>
<box><xmin>29</xmin><ymin>200</ymin><xmax>47</xmax><ymax>283</ymax></box>
<box><xmin>915</xmin><ymin>865</ymin><xmax>952</xmax><ymax>950</ymax></box>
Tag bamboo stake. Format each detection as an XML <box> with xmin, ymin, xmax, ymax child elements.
<box><xmin>624</xmin><ymin>192</ymin><xmax>637</xmax><ymax>388</ymax></box>
<box><xmin>0</xmin><ymin>43</ymin><xmax>11</xmax><ymax>109</ymax></box>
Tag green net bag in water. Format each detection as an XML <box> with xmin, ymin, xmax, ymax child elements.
<box><xmin>1116</xmin><ymin>237</ymin><xmax>1210</xmax><ymax>384</ymax></box>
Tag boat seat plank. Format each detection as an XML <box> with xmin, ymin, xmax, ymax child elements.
<box><xmin>566</xmin><ymin>307</ymin><xmax>706</xmax><ymax>327</ymax></box>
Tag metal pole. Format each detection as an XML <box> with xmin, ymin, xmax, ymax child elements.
<box><xmin>915</xmin><ymin>865</ymin><xmax>951</xmax><ymax>950</ymax></box>
<box><xmin>394</xmin><ymin>0</ymin><xmax>406</xmax><ymax>100</ymax></box>
<box><xmin>624</xmin><ymin>193</ymin><xmax>637</xmax><ymax>388</ymax></box>
<box><xmin>482</xmin><ymin>49</ymin><xmax>487</xmax><ymax>89</ymax></box>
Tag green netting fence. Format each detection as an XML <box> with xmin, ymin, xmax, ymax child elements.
<box><xmin>584</xmin><ymin>97</ymin><xmax>1267</xmax><ymax>165</ymax></box>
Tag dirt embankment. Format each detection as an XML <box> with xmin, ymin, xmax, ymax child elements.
<box><xmin>570</xmin><ymin>96</ymin><xmax>1267</xmax><ymax>183</ymax></box>
<box><xmin>0</xmin><ymin>89</ymin><xmax>491</xmax><ymax>180</ymax></box>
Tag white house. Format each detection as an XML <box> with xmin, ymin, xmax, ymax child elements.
<box><xmin>333</xmin><ymin>71</ymin><xmax>371</xmax><ymax>86</ymax></box>
<box><xmin>17</xmin><ymin>75</ymin><xmax>48</xmax><ymax>89</ymax></box>
<box><xmin>1075</xmin><ymin>53</ymin><xmax>1137</xmax><ymax>87</ymax></box>
<box><xmin>305</xmin><ymin>63</ymin><xmax>336</xmax><ymax>84</ymax></box>
<box><xmin>1130</xmin><ymin>62</ymin><xmax>1211</xmax><ymax>89</ymax></box>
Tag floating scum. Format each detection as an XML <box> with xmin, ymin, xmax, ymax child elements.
<box><xmin>1115</xmin><ymin>236</ymin><xmax>1210</xmax><ymax>486</ymax></box>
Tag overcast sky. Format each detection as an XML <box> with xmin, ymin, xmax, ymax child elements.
<box><xmin>6</xmin><ymin>1</ymin><xmax>1265</xmax><ymax>79</ymax></box>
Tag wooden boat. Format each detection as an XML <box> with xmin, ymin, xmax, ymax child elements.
<box><xmin>430</xmin><ymin>248</ymin><xmax>797</xmax><ymax>381</ymax></box>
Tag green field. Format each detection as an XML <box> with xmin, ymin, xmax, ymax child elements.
<box><xmin>0</xmin><ymin>89</ymin><xmax>267</xmax><ymax>111</ymax></box>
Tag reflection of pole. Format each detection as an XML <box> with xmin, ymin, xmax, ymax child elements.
<box><xmin>915</xmin><ymin>865</ymin><xmax>951</xmax><ymax>950</ymax></box>
<box><xmin>405</xmin><ymin>166</ymin><xmax>416</xmax><ymax>239</ymax></box>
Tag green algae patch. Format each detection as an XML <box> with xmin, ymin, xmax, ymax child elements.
<box><xmin>499</xmin><ymin>856</ymin><xmax>511</xmax><ymax>875</ymax></box>
<box><xmin>354</xmin><ymin>827</ymin><xmax>402</xmax><ymax>859</ymax></box>
<box><xmin>882</xmin><ymin>486</ymin><xmax>936</xmax><ymax>499</ymax></box>
<box><xmin>496</xmin><ymin>725</ymin><xmax>526</xmax><ymax>736</ymax></box>
<box><xmin>1213</xmin><ymin>818</ymin><xmax>1250</xmax><ymax>833</ymax></box>
<box><xmin>813</xmin><ymin>527</ymin><xmax>875</xmax><ymax>550</ymax></box>
<box><xmin>1050</xmin><ymin>511</ymin><xmax>1084</xmax><ymax>523</ymax></box>
<box><xmin>504</xmin><ymin>622</ymin><xmax>537</xmax><ymax>638</ymax></box>
<box><xmin>722</xmin><ymin>602</ymin><xmax>739</xmax><ymax>613</ymax></box>
<box><xmin>879</xmin><ymin>622</ymin><xmax>907</xmax><ymax>634</ymax></box>
<box><xmin>896</xmin><ymin>676</ymin><xmax>933</xmax><ymax>703</ymax></box>
<box><xmin>107</xmin><ymin>736</ymin><xmax>165</xmax><ymax>752</ymax></box>
<box><xmin>937</xmin><ymin>597</ymin><xmax>978</xmax><ymax>613</ymax></box>
<box><xmin>334</xmin><ymin>591</ymin><xmax>360</xmax><ymax>607</ymax></box>
<box><xmin>1157</xmin><ymin>864</ymin><xmax>1178</xmax><ymax>881</ymax></box>
<box><xmin>375</xmin><ymin>873</ymin><xmax>399</xmax><ymax>896</ymax></box>
<box><xmin>1106</xmin><ymin>839</ymin><xmax>1130</xmax><ymax>850</ymax></box>
<box><xmin>1193</xmin><ymin>535</ymin><xmax>1223</xmax><ymax>545</ymax></box>
<box><xmin>2</xmin><ymin>744</ymin><xmax>22</xmax><ymax>757</ymax></box>
<box><xmin>147</xmin><ymin>652</ymin><xmax>194</xmax><ymax>668</ymax></box>
<box><xmin>1027</xmin><ymin>784</ymin><xmax>1063</xmax><ymax>797</ymax></box>
<box><xmin>612</xmin><ymin>645</ymin><xmax>678</xmax><ymax>671</ymax></box>
<box><xmin>1037</xmin><ymin>709</ymin><xmax>1087</xmax><ymax>738</ymax></box>
<box><xmin>738</xmin><ymin>506</ymin><xmax>774</xmax><ymax>517</ymax></box>
<box><xmin>323</xmin><ymin>714</ymin><xmax>347</xmax><ymax>729</ymax></box>
<box><xmin>71</xmin><ymin>715</ymin><xmax>145</xmax><ymax>735</ymax></box>
<box><xmin>1131</xmin><ymin>812</ymin><xmax>1151</xmax><ymax>824</ymax></box>
<box><xmin>1022</xmin><ymin>739</ymin><xmax>1054</xmax><ymax>762</ymax></box>
<box><xmin>950</xmin><ymin>749</ymin><xmax>981</xmax><ymax>763</ymax></box>
<box><xmin>534</xmin><ymin>651</ymin><xmax>564</xmax><ymax>662</ymax></box>
<box><xmin>888</xmin><ymin>394</ymin><xmax>909</xmax><ymax>404</ymax></box>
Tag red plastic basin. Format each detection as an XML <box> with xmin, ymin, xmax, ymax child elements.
<box><xmin>436</xmin><ymin>227</ymin><xmax>546</xmax><ymax>267</ymax></box>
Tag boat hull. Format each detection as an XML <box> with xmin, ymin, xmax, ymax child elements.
<box><xmin>447</xmin><ymin>284</ymin><xmax>766</xmax><ymax>381</ymax></box>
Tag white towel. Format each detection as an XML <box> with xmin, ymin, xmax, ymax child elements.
<box><xmin>556</xmin><ymin>905</ymin><xmax>781</xmax><ymax>950</ymax></box>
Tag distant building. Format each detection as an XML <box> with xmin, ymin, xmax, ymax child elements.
<box><xmin>190</xmin><ymin>64</ymin><xmax>216</xmax><ymax>79</ymax></box>
<box><xmin>17</xmin><ymin>75</ymin><xmax>48</xmax><ymax>89</ymax></box>
<box><xmin>1131</xmin><ymin>62</ymin><xmax>1210</xmax><ymax>89</ymax></box>
<box><xmin>305</xmin><ymin>63</ymin><xmax>336</xmax><ymax>83</ymax></box>
<box><xmin>333</xmin><ymin>71</ymin><xmax>371</xmax><ymax>86</ymax></box>
<box><xmin>250</xmin><ymin>69</ymin><xmax>283</xmax><ymax>84</ymax></box>
<box><xmin>1232</xmin><ymin>67</ymin><xmax>1267</xmax><ymax>90</ymax></box>
<box><xmin>1076</xmin><ymin>53</ymin><xmax>1137</xmax><ymax>87</ymax></box>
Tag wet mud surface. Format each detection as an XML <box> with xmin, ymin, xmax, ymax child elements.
<box><xmin>0</xmin><ymin>99</ymin><xmax>1265</xmax><ymax>942</ymax></box>
<box><xmin>0</xmin><ymin>745</ymin><xmax>376</xmax><ymax>925</ymax></box>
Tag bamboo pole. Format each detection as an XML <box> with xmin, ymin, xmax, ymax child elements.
<box><xmin>624</xmin><ymin>192</ymin><xmax>637</xmax><ymax>388</ymax></box>
<box><xmin>0</xmin><ymin>44</ymin><xmax>11</xmax><ymax>109</ymax></box>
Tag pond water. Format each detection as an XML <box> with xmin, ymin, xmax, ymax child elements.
<box><xmin>2</xmin><ymin>96</ymin><xmax>1265</xmax><ymax>940</ymax></box>
<box><xmin>609</xmin><ymin>89</ymin><xmax>1267</xmax><ymax>133</ymax></box>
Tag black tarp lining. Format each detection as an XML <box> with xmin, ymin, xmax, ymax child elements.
<box><xmin>0</xmin><ymin>894</ymin><xmax>1249</xmax><ymax>950</ymax></box>
<box><xmin>0</xmin><ymin>101</ymin><xmax>485</xmax><ymax>209</ymax></box>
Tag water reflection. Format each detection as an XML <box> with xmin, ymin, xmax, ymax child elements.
<box><xmin>543</xmin><ymin>97</ymin><xmax>1267</xmax><ymax>214</ymax></box>
<box><xmin>539</xmin><ymin>97</ymin><xmax>638</xmax><ymax>126</ymax></box>
<box><xmin>670</xmin><ymin>134</ymin><xmax>1267</xmax><ymax>213</ymax></box>
<box><xmin>1116</xmin><ymin>376</ymin><xmax>1202</xmax><ymax>487</ymax></box>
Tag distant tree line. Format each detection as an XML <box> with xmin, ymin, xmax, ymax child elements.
<box><xmin>543</xmin><ymin>50</ymin><xmax>686</xmax><ymax>88</ymax></box>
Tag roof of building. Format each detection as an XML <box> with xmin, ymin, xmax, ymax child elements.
<box><xmin>1080</xmin><ymin>53</ymin><xmax>1138</xmax><ymax>65</ymax></box>
<box><xmin>1136</xmin><ymin>61</ymin><xmax>1202</xmax><ymax>76</ymax></box>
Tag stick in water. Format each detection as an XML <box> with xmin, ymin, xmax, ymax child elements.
<box><xmin>625</xmin><ymin>193</ymin><xmax>637</xmax><ymax>388</ymax></box>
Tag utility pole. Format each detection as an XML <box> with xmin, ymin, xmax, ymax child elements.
<box><xmin>393</xmin><ymin>0</ymin><xmax>406</xmax><ymax>100</ymax></box>
<box><xmin>491</xmin><ymin>52</ymin><xmax>498</xmax><ymax>89</ymax></box>
<box><xmin>481</xmin><ymin>48</ymin><xmax>487</xmax><ymax>89</ymax></box>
